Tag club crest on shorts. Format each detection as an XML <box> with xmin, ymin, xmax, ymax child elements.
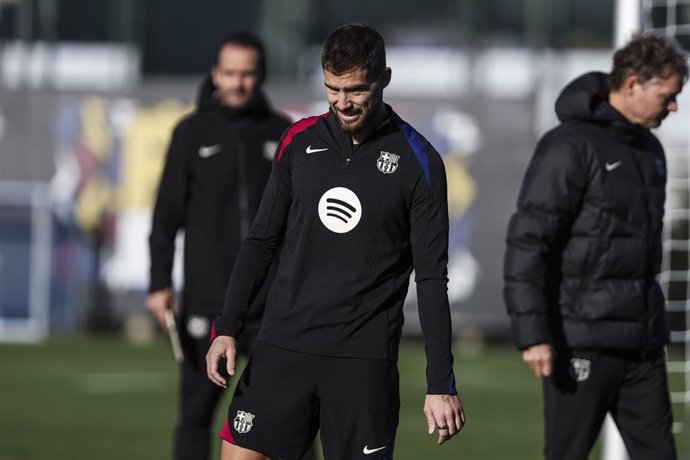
<box><xmin>233</xmin><ymin>410</ymin><xmax>255</xmax><ymax>434</ymax></box>
<box><xmin>377</xmin><ymin>151</ymin><xmax>399</xmax><ymax>174</ymax></box>
<box><xmin>569</xmin><ymin>358</ymin><xmax>591</xmax><ymax>382</ymax></box>
<box><xmin>186</xmin><ymin>315</ymin><xmax>210</xmax><ymax>339</ymax></box>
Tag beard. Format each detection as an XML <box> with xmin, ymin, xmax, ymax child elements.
<box><xmin>330</xmin><ymin>104</ymin><xmax>372</xmax><ymax>136</ymax></box>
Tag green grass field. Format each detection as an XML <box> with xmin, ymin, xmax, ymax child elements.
<box><xmin>0</xmin><ymin>337</ymin><xmax>687</xmax><ymax>459</ymax></box>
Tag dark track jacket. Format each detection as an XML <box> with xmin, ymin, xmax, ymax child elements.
<box><xmin>504</xmin><ymin>72</ymin><xmax>669</xmax><ymax>352</ymax></box>
<box><xmin>148</xmin><ymin>76</ymin><xmax>290</xmax><ymax>320</ymax></box>
<box><xmin>214</xmin><ymin>106</ymin><xmax>457</xmax><ymax>394</ymax></box>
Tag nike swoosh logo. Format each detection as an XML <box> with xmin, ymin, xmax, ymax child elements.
<box><xmin>306</xmin><ymin>145</ymin><xmax>328</xmax><ymax>154</ymax></box>
<box><xmin>199</xmin><ymin>145</ymin><xmax>221</xmax><ymax>158</ymax></box>
<box><xmin>363</xmin><ymin>445</ymin><xmax>386</xmax><ymax>455</ymax></box>
<box><xmin>605</xmin><ymin>160</ymin><xmax>623</xmax><ymax>172</ymax></box>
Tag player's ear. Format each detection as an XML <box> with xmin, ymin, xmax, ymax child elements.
<box><xmin>380</xmin><ymin>67</ymin><xmax>392</xmax><ymax>89</ymax></box>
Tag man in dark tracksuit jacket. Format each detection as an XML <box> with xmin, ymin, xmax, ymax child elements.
<box><xmin>504</xmin><ymin>35</ymin><xmax>687</xmax><ymax>460</ymax></box>
<box><xmin>147</xmin><ymin>33</ymin><xmax>292</xmax><ymax>460</ymax></box>
<box><xmin>206</xmin><ymin>24</ymin><xmax>465</xmax><ymax>460</ymax></box>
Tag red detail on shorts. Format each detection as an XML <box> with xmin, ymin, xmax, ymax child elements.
<box><xmin>219</xmin><ymin>419</ymin><xmax>235</xmax><ymax>444</ymax></box>
<box><xmin>277</xmin><ymin>114</ymin><xmax>328</xmax><ymax>161</ymax></box>
<box><xmin>210</xmin><ymin>322</ymin><xmax>217</xmax><ymax>342</ymax></box>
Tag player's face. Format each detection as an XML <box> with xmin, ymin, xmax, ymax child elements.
<box><xmin>324</xmin><ymin>66</ymin><xmax>390</xmax><ymax>136</ymax></box>
<box><xmin>212</xmin><ymin>44</ymin><xmax>261</xmax><ymax>109</ymax></box>
<box><xmin>627</xmin><ymin>72</ymin><xmax>683</xmax><ymax>128</ymax></box>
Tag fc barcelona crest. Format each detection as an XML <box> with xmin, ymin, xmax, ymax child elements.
<box><xmin>233</xmin><ymin>410</ymin><xmax>255</xmax><ymax>434</ymax></box>
<box><xmin>569</xmin><ymin>358</ymin><xmax>591</xmax><ymax>382</ymax></box>
<box><xmin>263</xmin><ymin>141</ymin><xmax>278</xmax><ymax>161</ymax></box>
<box><xmin>377</xmin><ymin>151</ymin><xmax>400</xmax><ymax>174</ymax></box>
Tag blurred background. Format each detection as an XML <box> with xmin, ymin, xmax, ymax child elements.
<box><xmin>0</xmin><ymin>0</ymin><xmax>688</xmax><ymax>458</ymax></box>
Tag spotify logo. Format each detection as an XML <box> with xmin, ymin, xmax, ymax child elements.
<box><xmin>318</xmin><ymin>187</ymin><xmax>362</xmax><ymax>233</ymax></box>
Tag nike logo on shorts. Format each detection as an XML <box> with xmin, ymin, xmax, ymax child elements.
<box><xmin>363</xmin><ymin>445</ymin><xmax>386</xmax><ymax>454</ymax></box>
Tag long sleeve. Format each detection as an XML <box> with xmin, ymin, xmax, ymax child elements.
<box><xmin>148</xmin><ymin>124</ymin><xmax>190</xmax><ymax>292</ymax></box>
<box><xmin>410</xmin><ymin>143</ymin><xmax>456</xmax><ymax>395</ymax></box>
<box><xmin>213</xmin><ymin>140</ymin><xmax>293</xmax><ymax>338</ymax></box>
<box><xmin>503</xmin><ymin>133</ymin><xmax>587</xmax><ymax>349</ymax></box>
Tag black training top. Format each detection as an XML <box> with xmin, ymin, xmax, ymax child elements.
<box><xmin>149</xmin><ymin>76</ymin><xmax>290</xmax><ymax>320</ymax></box>
<box><xmin>214</xmin><ymin>106</ymin><xmax>457</xmax><ymax>394</ymax></box>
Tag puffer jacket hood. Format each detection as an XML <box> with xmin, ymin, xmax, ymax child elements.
<box><xmin>554</xmin><ymin>72</ymin><xmax>648</xmax><ymax>143</ymax></box>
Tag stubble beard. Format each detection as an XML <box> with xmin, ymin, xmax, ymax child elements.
<box><xmin>331</xmin><ymin>104</ymin><xmax>371</xmax><ymax>136</ymax></box>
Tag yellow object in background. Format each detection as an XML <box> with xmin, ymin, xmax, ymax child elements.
<box><xmin>80</xmin><ymin>98</ymin><xmax>113</xmax><ymax>161</ymax></box>
<box><xmin>445</xmin><ymin>156</ymin><xmax>476</xmax><ymax>220</ymax></box>
<box><xmin>119</xmin><ymin>100</ymin><xmax>189</xmax><ymax>210</ymax></box>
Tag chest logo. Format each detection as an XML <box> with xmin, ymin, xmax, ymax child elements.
<box><xmin>605</xmin><ymin>160</ymin><xmax>623</xmax><ymax>172</ymax></box>
<box><xmin>233</xmin><ymin>410</ymin><xmax>255</xmax><ymax>434</ymax></box>
<box><xmin>318</xmin><ymin>187</ymin><xmax>362</xmax><ymax>233</ymax></box>
<box><xmin>263</xmin><ymin>141</ymin><xmax>278</xmax><ymax>161</ymax></box>
<box><xmin>199</xmin><ymin>144</ymin><xmax>221</xmax><ymax>158</ymax></box>
<box><xmin>377</xmin><ymin>151</ymin><xmax>400</xmax><ymax>174</ymax></box>
<box><xmin>306</xmin><ymin>145</ymin><xmax>328</xmax><ymax>154</ymax></box>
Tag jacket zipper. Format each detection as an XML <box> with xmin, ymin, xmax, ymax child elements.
<box><xmin>237</xmin><ymin>140</ymin><xmax>249</xmax><ymax>240</ymax></box>
<box><xmin>344</xmin><ymin>137</ymin><xmax>354</xmax><ymax>168</ymax></box>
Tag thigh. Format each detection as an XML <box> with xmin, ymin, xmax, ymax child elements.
<box><xmin>222</xmin><ymin>342</ymin><xmax>320</xmax><ymax>460</ymax></box>
<box><xmin>179</xmin><ymin>358</ymin><xmax>224</xmax><ymax>422</ymax></box>
<box><xmin>543</xmin><ymin>350</ymin><xmax>621</xmax><ymax>460</ymax></box>
<box><xmin>318</xmin><ymin>357</ymin><xmax>400</xmax><ymax>460</ymax></box>
<box><xmin>179</xmin><ymin>312</ymin><xmax>224</xmax><ymax>421</ymax></box>
<box><xmin>613</xmin><ymin>352</ymin><xmax>677</xmax><ymax>460</ymax></box>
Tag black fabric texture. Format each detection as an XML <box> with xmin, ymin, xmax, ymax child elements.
<box><xmin>543</xmin><ymin>349</ymin><xmax>676</xmax><ymax>460</ymax></box>
<box><xmin>148</xmin><ymin>75</ymin><xmax>291</xmax><ymax>319</ymax></box>
<box><xmin>214</xmin><ymin>106</ymin><xmax>456</xmax><ymax>394</ymax></box>
<box><xmin>504</xmin><ymin>71</ymin><xmax>670</xmax><ymax>352</ymax></box>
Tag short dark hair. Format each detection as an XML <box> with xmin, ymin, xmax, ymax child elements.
<box><xmin>215</xmin><ymin>31</ymin><xmax>267</xmax><ymax>83</ymax></box>
<box><xmin>321</xmin><ymin>23</ymin><xmax>386</xmax><ymax>76</ymax></box>
<box><xmin>608</xmin><ymin>34</ymin><xmax>688</xmax><ymax>90</ymax></box>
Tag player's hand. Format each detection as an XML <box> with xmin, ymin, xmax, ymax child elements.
<box><xmin>522</xmin><ymin>343</ymin><xmax>553</xmax><ymax>378</ymax></box>
<box><xmin>206</xmin><ymin>335</ymin><xmax>237</xmax><ymax>388</ymax></box>
<box><xmin>424</xmin><ymin>394</ymin><xmax>466</xmax><ymax>445</ymax></box>
<box><xmin>146</xmin><ymin>288</ymin><xmax>176</xmax><ymax>329</ymax></box>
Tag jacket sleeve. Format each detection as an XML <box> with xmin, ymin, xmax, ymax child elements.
<box><xmin>410</xmin><ymin>143</ymin><xmax>456</xmax><ymax>395</ymax></box>
<box><xmin>212</xmin><ymin>138</ymin><xmax>292</xmax><ymax>339</ymax></box>
<box><xmin>148</xmin><ymin>123</ymin><xmax>191</xmax><ymax>292</ymax></box>
<box><xmin>503</xmin><ymin>133</ymin><xmax>587</xmax><ymax>349</ymax></box>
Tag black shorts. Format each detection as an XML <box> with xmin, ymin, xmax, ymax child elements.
<box><xmin>219</xmin><ymin>340</ymin><xmax>399</xmax><ymax>460</ymax></box>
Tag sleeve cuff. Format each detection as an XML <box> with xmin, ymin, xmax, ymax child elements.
<box><xmin>426</xmin><ymin>372</ymin><xmax>457</xmax><ymax>395</ymax></box>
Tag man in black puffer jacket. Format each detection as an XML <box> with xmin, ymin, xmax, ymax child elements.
<box><xmin>504</xmin><ymin>35</ymin><xmax>687</xmax><ymax>460</ymax></box>
<box><xmin>147</xmin><ymin>32</ymin><xmax>304</xmax><ymax>460</ymax></box>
